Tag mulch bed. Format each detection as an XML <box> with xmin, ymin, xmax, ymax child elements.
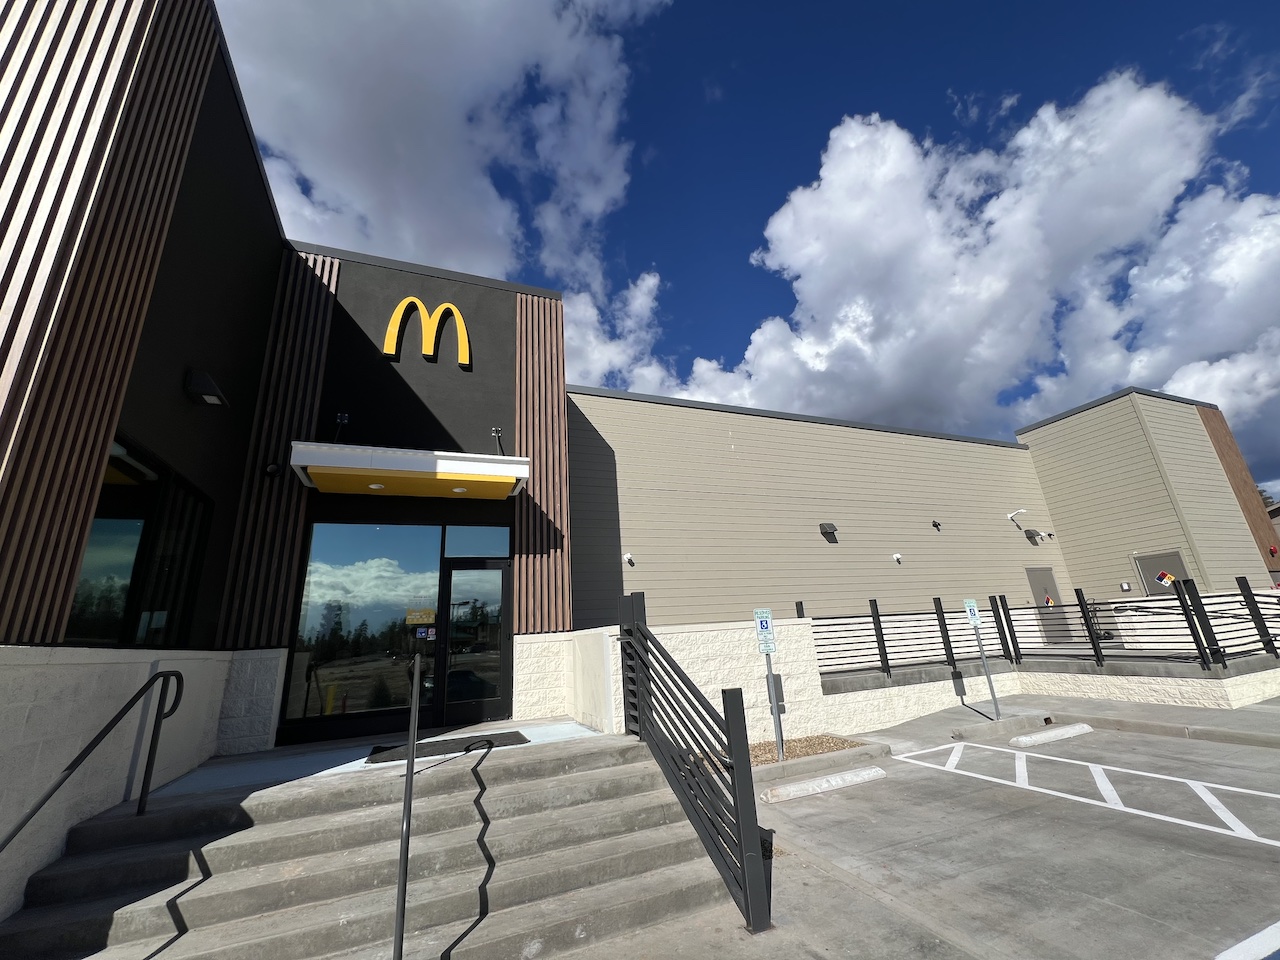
<box><xmin>747</xmin><ymin>734</ymin><xmax>865</xmax><ymax>765</ymax></box>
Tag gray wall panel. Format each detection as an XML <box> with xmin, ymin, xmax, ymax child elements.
<box><xmin>569</xmin><ymin>391</ymin><xmax>1071</xmax><ymax>627</ymax></box>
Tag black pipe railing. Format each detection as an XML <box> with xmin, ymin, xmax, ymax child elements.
<box><xmin>811</xmin><ymin>578</ymin><xmax>1278</xmax><ymax>677</ymax></box>
<box><xmin>0</xmin><ymin>669</ymin><xmax>184</xmax><ymax>857</ymax></box>
<box><xmin>619</xmin><ymin>592</ymin><xmax>772</xmax><ymax>934</ymax></box>
<box><xmin>392</xmin><ymin>652</ymin><xmax>423</xmax><ymax>960</ymax></box>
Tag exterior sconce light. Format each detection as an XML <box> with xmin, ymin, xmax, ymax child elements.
<box><xmin>1024</xmin><ymin>529</ymin><xmax>1043</xmax><ymax>544</ymax></box>
<box><xmin>183</xmin><ymin>369</ymin><xmax>228</xmax><ymax>407</ymax></box>
<box><xmin>892</xmin><ymin>553</ymin><xmax>903</xmax><ymax>564</ymax></box>
<box><xmin>818</xmin><ymin>522</ymin><xmax>838</xmax><ymax>543</ymax></box>
<box><xmin>1120</xmin><ymin>581</ymin><xmax>1132</xmax><ymax>592</ymax></box>
<box><xmin>931</xmin><ymin>520</ymin><xmax>941</xmax><ymax>531</ymax></box>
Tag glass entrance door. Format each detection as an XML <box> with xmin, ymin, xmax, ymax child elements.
<box><xmin>435</xmin><ymin>559</ymin><xmax>511</xmax><ymax>726</ymax></box>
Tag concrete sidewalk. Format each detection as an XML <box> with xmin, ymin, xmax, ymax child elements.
<box><xmin>565</xmin><ymin>694</ymin><xmax>1280</xmax><ymax>959</ymax></box>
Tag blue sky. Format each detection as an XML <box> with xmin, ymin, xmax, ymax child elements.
<box><xmin>217</xmin><ymin>1</ymin><xmax>1280</xmax><ymax>495</ymax></box>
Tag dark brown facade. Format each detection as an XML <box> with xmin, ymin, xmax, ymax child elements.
<box><xmin>0</xmin><ymin>0</ymin><xmax>219</xmax><ymax>644</ymax></box>
<box><xmin>1199</xmin><ymin>406</ymin><xmax>1280</xmax><ymax>567</ymax></box>
<box><xmin>0</xmin><ymin>0</ymin><xmax>576</xmax><ymax>664</ymax></box>
<box><xmin>515</xmin><ymin>293</ymin><xmax>573</xmax><ymax>634</ymax></box>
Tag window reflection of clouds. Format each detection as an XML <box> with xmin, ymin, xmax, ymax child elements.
<box><xmin>299</xmin><ymin>524</ymin><xmax>442</xmax><ymax>639</ymax></box>
<box><xmin>449</xmin><ymin>569</ymin><xmax>503</xmax><ymax>609</ymax></box>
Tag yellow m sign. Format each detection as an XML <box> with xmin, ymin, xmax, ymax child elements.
<box><xmin>381</xmin><ymin>297</ymin><xmax>472</xmax><ymax>367</ymax></box>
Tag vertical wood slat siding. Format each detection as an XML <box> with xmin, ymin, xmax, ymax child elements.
<box><xmin>0</xmin><ymin>0</ymin><xmax>217</xmax><ymax>644</ymax></box>
<box><xmin>217</xmin><ymin>251</ymin><xmax>338</xmax><ymax>650</ymax></box>
<box><xmin>1198</xmin><ymin>406</ymin><xmax>1278</xmax><ymax>566</ymax></box>
<box><xmin>513</xmin><ymin>293</ymin><xmax>571</xmax><ymax>634</ymax></box>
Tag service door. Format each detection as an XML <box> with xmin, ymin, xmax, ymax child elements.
<box><xmin>1026</xmin><ymin>566</ymin><xmax>1062</xmax><ymax>607</ymax></box>
<box><xmin>435</xmin><ymin>558</ymin><xmax>512</xmax><ymax>727</ymax></box>
<box><xmin>1134</xmin><ymin>551</ymin><xmax>1190</xmax><ymax>596</ymax></box>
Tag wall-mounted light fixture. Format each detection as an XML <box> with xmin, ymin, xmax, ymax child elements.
<box><xmin>818</xmin><ymin>522</ymin><xmax>838</xmax><ymax>543</ymax></box>
<box><xmin>931</xmin><ymin>520</ymin><xmax>942</xmax><ymax>531</ymax></box>
<box><xmin>1120</xmin><ymin>581</ymin><xmax>1132</xmax><ymax>593</ymax></box>
<box><xmin>892</xmin><ymin>553</ymin><xmax>903</xmax><ymax>564</ymax></box>
<box><xmin>183</xmin><ymin>369</ymin><xmax>228</xmax><ymax>407</ymax></box>
<box><xmin>1024</xmin><ymin>529</ymin><xmax>1043</xmax><ymax>544</ymax></box>
<box><xmin>1007</xmin><ymin>508</ymin><xmax>1027</xmax><ymax>530</ymax></box>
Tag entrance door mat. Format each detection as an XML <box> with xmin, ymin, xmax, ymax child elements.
<box><xmin>366</xmin><ymin>730</ymin><xmax>529</xmax><ymax>764</ymax></box>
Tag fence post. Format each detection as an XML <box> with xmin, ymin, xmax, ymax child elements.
<box><xmin>795</xmin><ymin>601</ymin><xmax>805</xmax><ymax>618</ymax></box>
<box><xmin>1173</xmin><ymin>581</ymin><xmax>1213</xmax><ymax>670</ymax></box>
<box><xmin>619</xmin><ymin>592</ymin><xmax>649</xmax><ymax>738</ymax></box>
<box><xmin>933</xmin><ymin>598</ymin><xmax>957</xmax><ymax>667</ymax></box>
<box><xmin>1182</xmin><ymin>580</ymin><xmax>1226</xmax><ymax>668</ymax></box>
<box><xmin>869</xmin><ymin>599</ymin><xmax>892</xmax><ymax>676</ymax></box>
<box><xmin>722</xmin><ymin>687</ymin><xmax>771</xmax><ymax>934</ymax></box>
<box><xmin>998</xmin><ymin>596</ymin><xmax>1023</xmax><ymax>663</ymax></box>
<box><xmin>988</xmin><ymin>595</ymin><xmax>1013</xmax><ymax>662</ymax></box>
<box><xmin>1074</xmin><ymin>588</ymin><xmax>1106</xmax><ymax>667</ymax></box>
<box><xmin>1237</xmin><ymin>576</ymin><xmax>1278</xmax><ymax>658</ymax></box>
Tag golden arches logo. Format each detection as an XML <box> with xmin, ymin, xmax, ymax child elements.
<box><xmin>381</xmin><ymin>297</ymin><xmax>471</xmax><ymax>367</ymax></box>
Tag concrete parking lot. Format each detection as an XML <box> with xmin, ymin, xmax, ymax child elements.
<box><xmin>570</xmin><ymin>696</ymin><xmax>1280</xmax><ymax>959</ymax></box>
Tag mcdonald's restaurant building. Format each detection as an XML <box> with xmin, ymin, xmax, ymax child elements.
<box><xmin>4</xmin><ymin>0</ymin><xmax>1280</xmax><ymax>914</ymax></box>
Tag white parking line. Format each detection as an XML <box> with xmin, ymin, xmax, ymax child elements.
<box><xmin>895</xmin><ymin>742</ymin><xmax>1280</xmax><ymax>849</ymax></box>
<box><xmin>1216</xmin><ymin>917</ymin><xmax>1280</xmax><ymax>959</ymax></box>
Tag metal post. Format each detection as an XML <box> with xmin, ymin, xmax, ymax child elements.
<box><xmin>971</xmin><ymin>623</ymin><xmax>1002</xmax><ymax>720</ymax></box>
<box><xmin>988</xmin><ymin>595</ymin><xmax>1013</xmax><ymax>662</ymax></box>
<box><xmin>764</xmin><ymin>652</ymin><xmax>784</xmax><ymax>762</ymax></box>
<box><xmin>1173</xmin><ymin>581</ymin><xmax>1213</xmax><ymax>671</ymax></box>
<box><xmin>999</xmin><ymin>595</ymin><xmax>1023</xmax><ymax>663</ymax></box>
<box><xmin>392</xmin><ymin>652</ymin><xmax>423</xmax><ymax>960</ymax></box>
<box><xmin>136</xmin><ymin>675</ymin><xmax>181</xmax><ymax>819</ymax></box>
<box><xmin>933</xmin><ymin>598</ymin><xmax>956</xmax><ymax>667</ymax></box>
<box><xmin>1237</xmin><ymin>577</ymin><xmax>1278</xmax><ymax>657</ymax></box>
<box><xmin>869</xmin><ymin>599</ymin><xmax>891</xmax><ymax>676</ymax></box>
<box><xmin>1183</xmin><ymin>580</ymin><xmax>1226</xmax><ymax>667</ymax></box>
<box><xmin>794</xmin><ymin>600</ymin><xmax>805</xmax><ymax>618</ymax></box>
<box><xmin>722</xmin><ymin>688</ymin><xmax>771</xmax><ymax>933</ymax></box>
<box><xmin>1074</xmin><ymin>588</ymin><xmax>1106</xmax><ymax>667</ymax></box>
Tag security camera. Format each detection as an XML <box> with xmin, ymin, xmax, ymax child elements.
<box><xmin>892</xmin><ymin>553</ymin><xmax>903</xmax><ymax>564</ymax></box>
<box><xmin>623</xmin><ymin>553</ymin><xmax>634</xmax><ymax>566</ymax></box>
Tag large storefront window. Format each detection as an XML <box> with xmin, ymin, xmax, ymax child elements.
<box><xmin>284</xmin><ymin>521</ymin><xmax>513</xmax><ymax>736</ymax></box>
<box><xmin>289</xmin><ymin>524</ymin><xmax>442</xmax><ymax>719</ymax></box>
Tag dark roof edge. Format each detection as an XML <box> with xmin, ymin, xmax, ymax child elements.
<box><xmin>567</xmin><ymin>384</ymin><xmax>1029</xmax><ymax>450</ymax></box>
<box><xmin>1015</xmin><ymin>386</ymin><xmax>1218</xmax><ymax>435</ymax></box>
<box><xmin>287</xmin><ymin>241</ymin><xmax>563</xmax><ymax>300</ymax></box>
<box><xmin>209</xmin><ymin>7</ymin><xmax>285</xmax><ymax>240</ymax></box>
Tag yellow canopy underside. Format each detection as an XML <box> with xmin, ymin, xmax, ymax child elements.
<box><xmin>305</xmin><ymin>466</ymin><xmax>519</xmax><ymax>499</ymax></box>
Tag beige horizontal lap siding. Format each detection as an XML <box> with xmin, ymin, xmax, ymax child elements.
<box><xmin>1019</xmin><ymin>394</ymin><xmax>1200</xmax><ymax>599</ymax></box>
<box><xmin>1132</xmin><ymin>396</ymin><xmax>1271</xmax><ymax>592</ymax></box>
<box><xmin>569</xmin><ymin>392</ymin><xmax>1071</xmax><ymax>627</ymax></box>
<box><xmin>0</xmin><ymin>0</ymin><xmax>217</xmax><ymax>643</ymax></box>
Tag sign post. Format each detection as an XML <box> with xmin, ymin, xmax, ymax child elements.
<box><xmin>754</xmin><ymin>608</ymin><xmax>785</xmax><ymax>762</ymax></box>
<box><xmin>964</xmin><ymin>599</ymin><xmax>1002</xmax><ymax>720</ymax></box>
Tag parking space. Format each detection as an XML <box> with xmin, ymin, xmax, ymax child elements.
<box><xmin>762</xmin><ymin>727</ymin><xmax>1280</xmax><ymax>960</ymax></box>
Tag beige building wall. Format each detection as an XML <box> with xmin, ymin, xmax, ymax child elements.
<box><xmin>1133</xmin><ymin>395</ymin><xmax>1272</xmax><ymax>592</ymax></box>
<box><xmin>569</xmin><ymin>389</ymin><xmax>1071</xmax><ymax>628</ymax></box>
<box><xmin>1018</xmin><ymin>390</ymin><xmax>1270</xmax><ymax>599</ymax></box>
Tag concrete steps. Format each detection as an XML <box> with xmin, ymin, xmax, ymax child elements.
<box><xmin>0</xmin><ymin>735</ymin><xmax>730</xmax><ymax>959</ymax></box>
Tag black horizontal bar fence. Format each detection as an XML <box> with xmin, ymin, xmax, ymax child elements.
<box><xmin>811</xmin><ymin>577</ymin><xmax>1280</xmax><ymax>677</ymax></box>
<box><xmin>619</xmin><ymin>592</ymin><xmax>772</xmax><ymax>934</ymax></box>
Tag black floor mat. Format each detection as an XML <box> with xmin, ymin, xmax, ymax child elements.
<box><xmin>365</xmin><ymin>730</ymin><xmax>530</xmax><ymax>764</ymax></box>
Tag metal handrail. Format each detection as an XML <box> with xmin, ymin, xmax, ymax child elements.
<box><xmin>392</xmin><ymin>652</ymin><xmax>423</xmax><ymax>960</ymax></box>
<box><xmin>0</xmin><ymin>669</ymin><xmax>184</xmax><ymax>857</ymax></box>
<box><xmin>620</xmin><ymin>592</ymin><xmax>772</xmax><ymax>934</ymax></box>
